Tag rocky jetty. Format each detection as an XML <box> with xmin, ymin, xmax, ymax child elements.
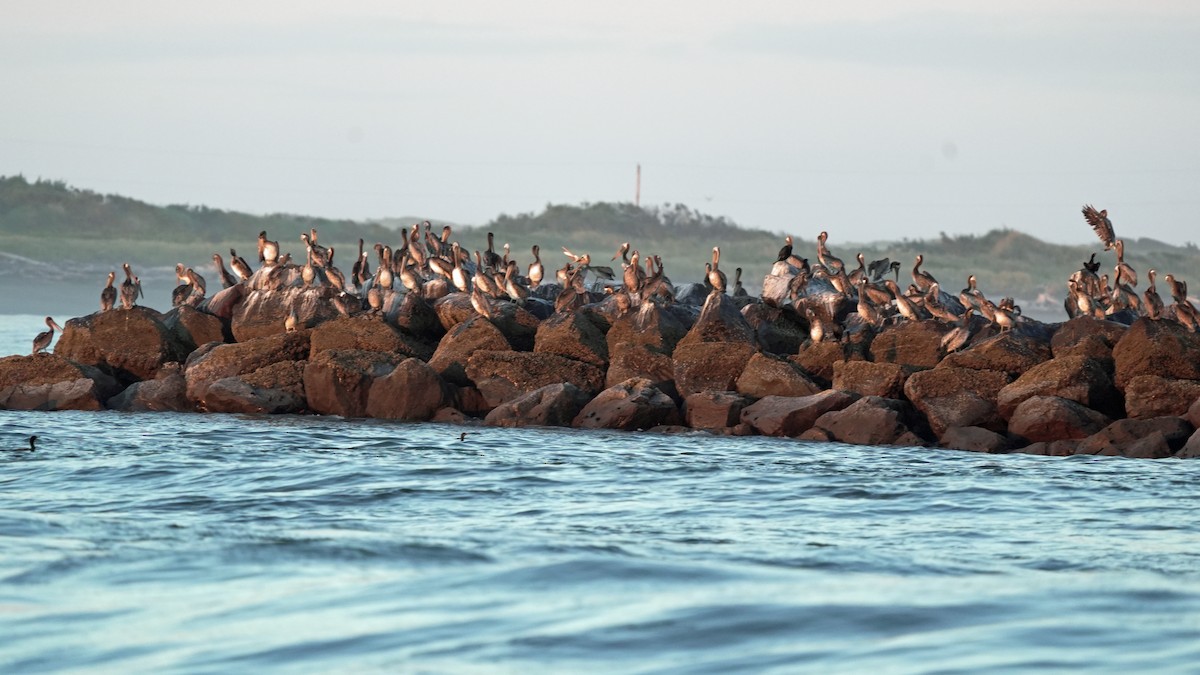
<box><xmin>7</xmin><ymin>216</ymin><xmax>1200</xmax><ymax>460</ymax></box>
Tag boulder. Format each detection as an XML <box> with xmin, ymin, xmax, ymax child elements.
<box><xmin>428</xmin><ymin>316</ymin><xmax>513</xmax><ymax>386</ymax></box>
<box><xmin>1177</xmin><ymin>429</ymin><xmax>1200</xmax><ymax>459</ymax></box>
<box><xmin>1074</xmin><ymin>417</ymin><xmax>1193</xmax><ymax>457</ymax></box>
<box><xmin>1015</xmin><ymin>440</ymin><xmax>1080</xmax><ymax>456</ymax></box>
<box><xmin>0</xmin><ymin>354</ymin><xmax>121</xmax><ymax>411</ymax></box>
<box><xmin>466</xmin><ymin>351</ymin><xmax>605</xmax><ymax>409</ymax></box>
<box><xmin>868</xmin><ymin>320</ymin><xmax>949</xmax><ymax>369</ymax></box>
<box><xmin>672</xmin><ymin>341</ymin><xmax>757</xmax><ymax>397</ymax></box>
<box><xmin>1008</xmin><ymin>396</ymin><xmax>1111</xmax><ymax>443</ymax></box>
<box><xmin>903</xmin><ymin>367</ymin><xmax>1009</xmax><ymax>437</ymax></box>
<box><xmin>833</xmin><ymin>360</ymin><xmax>911</xmax><ymax>399</ymax></box>
<box><xmin>366</xmin><ymin>358</ymin><xmax>453</xmax><ymax>421</ymax></box>
<box><xmin>231</xmin><ymin>286</ymin><xmax>343</xmax><ymax>342</ymax></box>
<box><xmin>685</xmin><ymin>391</ymin><xmax>752</xmax><ymax>431</ymax></box>
<box><xmin>605</xmin><ymin>345</ymin><xmax>678</xmax><ymax>399</ymax></box>
<box><xmin>573</xmin><ymin>378</ymin><xmax>681</xmax><ymax>430</ymax></box>
<box><xmin>107</xmin><ymin>363</ymin><xmax>191</xmax><ymax>412</ymax></box>
<box><xmin>185</xmin><ymin>330</ymin><xmax>311</xmax><ymax>404</ymax></box>
<box><xmin>534</xmin><ymin>311</ymin><xmax>608</xmax><ymax>368</ymax></box>
<box><xmin>938</xmin><ymin>426</ymin><xmax>1012</xmax><ymax>454</ymax></box>
<box><xmin>938</xmin><ymin>331</ymin><xmax>1051</xmax><ymax>376</ymax></box>
<box><xmin>1112</xmin><ymin>318</ymin><xmax>1200</xmax><ymax>390</ymax></box>
<box><xmin>735</xmin><ymin>352</ymin><xmax>822</xmax><ymax>398</ymax></box>
<box><xmin>996</xmin><ymin>356</ymin><xmax>1121</xmax><ymax>420</ymax></box>
<box><xmin>811</xmin><ymin>396</ymin><xmax>926</xmax><ymax>447</ymax></box>
<box><xmin>303</xmin><ymin>349</ymin><xmax>404</xmax><ymax>418</ymax></box>
<box><xmin>483</xmin><ymin>382</ymin><xmax>591</xmax><ymax>428</ymax></box>
<box><xmin>1188</xmin><ymin>397</ymin><xmax>1200</xmax><ymax>429</ymax></box>
<box><xmin>1051</xmin><ymin>316</ymin><xmax>1126</xmax><ymax>359</ymax></box>
<box><xmin>310</xmin><ymin>315</ymin><xmax>434</xmax><ymax>361</ymax></box>
<box><xmin>487</xmin><ymin>302</ymin><xmax>542</xmax><ymax>351</ymax></box>
<box><xmin>606</xmin><ymin>303</ymin><xmax>689</xmax><ymax>356</ymax></box>
<box><xmin>792</xmin><ymin>341</ymin><xmax>843</xmax><ymax>386</ymax></box>
<box><xmin>54</xmin><ymin>306</ymin><xmax>190</xmax><ymax>383</ymax></box>
<box><xmin>203</xmin><ymin>361</ymin><xmax>307</xmax><ymax>414</ymax></box>
<box><xmin>740</xmin><ymin>390</ymin><xmax>857</xmax><ymax>437</ymax></box>
<box><xmin>741</xmin><ymin>303</ymin><xmax>807</xmax><ymax>355</ymax></box>
<box><xmin>162</xmin><ymin>305</ymin><xmax>227</xmax><ymax>351</ymax></box>
<box><xmin>1122</xmin><ymin>375</ymin><xmax>1200</xmax><ymax>419</ymax></box>
<box><xmin>388</xmin><ymin>292</ymin><xmax>446</xmax><ymax>344</ymax></box>
<box><xmin>198</xmin><ymin>283</ymin><xmax>246</xmax><ymax>320</ymax></box>
<box><xmin>676</xmin><ymin>292</ymin><xmax>759</xmax><ymax>347</ymax></box>
<box><xmin>432</xmin><ymin>292</ymin><xmax>476</xmax><ymax>331</ymax></box>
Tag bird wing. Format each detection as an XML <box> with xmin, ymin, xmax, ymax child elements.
<box><xmin>1081</xmin><ymin>204</ymin><xmax>1115</xmax><ymax>248</ymax></box>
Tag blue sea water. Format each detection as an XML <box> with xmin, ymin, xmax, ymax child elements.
<box><xmin>3</xmin><ymin>314</ymin><xmax>1200</xmax><ymax>673</ymax></box>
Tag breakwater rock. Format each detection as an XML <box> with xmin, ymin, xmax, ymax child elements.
<box><xmin>7</xmin><ymin>290</ymin><xmax>1200</xmax><ymax>459</ymax></box>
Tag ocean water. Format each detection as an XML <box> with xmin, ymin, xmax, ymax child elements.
<box><xmin>3</xmin><ymin>315</ymin><xmax>1200</xmax><ymax>673</ymax></box>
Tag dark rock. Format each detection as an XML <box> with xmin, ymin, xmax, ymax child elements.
<box><xmin>310</xmin><ymin>315</ymin><xmax>434</xmax><ymax>362</ymax></box>
<box><xmin>488</xmin><ymin>302</ymin><xmax>542</xmax><ymax>352</ymax></box>
<box><xmin>366</xmin><ymin>358</ymin><xmax>453</xmax><ymax>421</ymax></box>
<box><xmin>389</xmin><ymin>292</ymin><xmax>446</xmax><ymax>344</ymax></box>
<box><xmin>107</xmin><ymin>363</ymin><xmax>191</xmax><ymax>412</ymax></box>
<box><xmin>428</xmin><ymin>316</ymin><xmax>513</xmax><ymax>386</ymax></box>
<box><xmin>792</xmin><ymin>341</ymin><xmax>843</xmax><ymax>385</ymax></box>
<box><xmin>1123</xmin><ymin>375</ymin><xmax>1200</xmax><ymax>419</ymax></box>
<box><xmin>868</xmin><ymin>320</ymin><xmax>949</xmax><ymax>369</ymax></box>
<box><xmin>573</xmin><ymin>377</ymin><xmax>681</xmax><ymax>430</ymax></box>
<box><xmin>672</xmin><ymin>341</ymin><xmax>757</xmax><ymax>397</ymax></box>
<box><xmin>433</xmin><ymin>293</ymin><xmax>476</xmax><ymax>331</ymax></box>
<box><xmin>0</xmin><ymin>354</ymin><xmax>121</xmax><ymax>411</ymax></box>
<box><xmin>676</xmin><ymin>292</ymin><xmax>759</xmax><ymax>347</ymax></box>
<box><xmin>162</xmin><ymin>305</ymin><xmax>227</xmax><ymax>351</ymax></box>
<box><xmin>833</xmin><ymin>360</ymin><xmax>911</xmax><ymax>399</ymax></box>
<box><xmin>204</xmin><ymin>360</ymin><xmax>307</xmax><ymax>414</ymax></box>
<box><xmin>198</xmin><ymin>283</ymin><xmax>245</xmax><ymax>320</ymax></box>
<box><xmin>1188</xmin><ymin>397</ymin><xmax>1200</xmax><ymax>429</ymax></box>
<box><xmin>484</xmin><ymin>382</ymin><xmax>591</xmax><ymax>428</ymax></box>
<box><xmin>303</xmin><ymin>349</ymin><xmax>403</xmax><ymax>418</ymax></box>
<box><xmin>467</xmin><ymin>351</ymin><xmax>605</xmax><ymax>409</ymax></box>
<box><xmin>811</xmin><ymin>396</ymin><xmax>926</xmax><ymax>446</ymax></box>
<box><xmin>455</xmin><ymin>386</ymin><xmax>491</xmax><ymax>417</ymax></box>
<box><xmin>996</xmin><ymin>356</ymin><xmax>1121</xmax><ymax>420</ymax></box>
<box><xmin>1177</xmin><ymin>429</ymin><xmax>1200</xmax><ymax>458</ymax></box>
<box><xmin>185</xmin><ymin>330</ymin><xmax>311</xmax><ymax>404</ymax></box>
<box><xmin>741</xmin><ymin>303</ymin><xmax>807</xmax><ymax>355</ymax></box>
<box><xmin>938</xmin><ymin>426</ymin><xmax>1012</xmax><ymax>453</ymax></box>
<box><xmin>1008</xmin><ymin>396</ymin><xmax>1111</xmax><ymax>443</ymax></box>
<box><xmin>231</xmin><ymin>287</ymin><xmax>343</xmax><ymax>342</ymax></box>
<box><xmin>740</xmin><ymin>390</ymin><xmax>857</xmax><ymax>437</ymax></box>
<box><xmin>54</xmin><ymin>306</ymin><xmax>190</xmax><ymax>383</ymax></box>
<box><xmin>1051</xmin><ymin>316</ymin><xmax>1126</xmax><ymax>359</ymax></box>
<box><xmin>433</xmin><ymin>407</ymin><xmax>469</xmax><ymax>424</ymax></box>
<box><xmin>903</xmin><ymin>366</ymin><xmax>1009</xmax><ymax>437</ymax></box>
<box><xmin>534</xmin><ymin>311</ymin><xmax>608</xmax><ymax>368</ymax></box>
<box><xmin>1075</xmin><ymin>417</ymin><xmax>1193</xmax><ymax>457</ymax></box>
<box><xmin>1112</xmin><ymin>318</ymin><xmax>1200</xmax><ymax>390</ymax></box>
<box><xmin>684</xmin><ymin>391</ymin><xmax>752</xmax><ymax>431</ymax></box>
<box><xmin>938</xmin><ymin>331</ymin><xmax>1051</xmax><ymax>376</ymax></box>
<box><xmin>735</xmin><ymin>352</ymin><xmax>822</xmax><ymax>398</ymax></box>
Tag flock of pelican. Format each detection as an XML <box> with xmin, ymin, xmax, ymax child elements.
<box><xmin>27</xmin><ymin>206</ymin><xmax>1198</xmax><ymax>356</ymax></box>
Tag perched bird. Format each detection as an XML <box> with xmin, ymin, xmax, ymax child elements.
<box><xmin>777</xmin><ymin>235</ymin><xmax>794</xmax><ymax>262</ymax></box>
<box><xmin>1144</xmin><ymin>269</ymin><xmax>1165</xmax><ymax>320</ymax></box>
<box><xmin>258</xmin><ymin>230</ymin><xmax>280</xmax><ymax>264</ymax></box>
<box><xmin>912</xmin><ymin>254</ymin><xmax>938</xmax><ymax>293</ymax></box>
<box><xmin>120</xmin><ymin>263</ymin><xmax>141</xmax><ymax>309</ymax></box>
<box><xmin>32</xmin><ymin>316</ymin><xmax>65</xmax><ymax>355</ymax></box>
<box><xmin>213</xmin><ymin>253</ymin><xmax>239</xmax><ymax>289</ymax></box>
<box><xmin>940</xmin><ymin>307</ymin><xmax>976</xmax><ymax>354</ymax></box>
<box><xmin>528</xmin><ymin>245</ymin><xmax>545</xmax><ymax>289</ymax></box>
<box><xmin>100</xmin><ymin>271</ymin><xmax>117</xmax><ymax>312</ymax></box>
<box><xmin>229</xmin><ymin>249</ymin><xmax>254</xmax><ymax>282</ymax></box>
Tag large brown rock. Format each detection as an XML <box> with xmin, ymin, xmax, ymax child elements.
<box><xmin>466</xmin><ymin>351</ymin><xmax>605</xmax><ymax>409</ymax></box>
<box><xmin>1008</xmin><ymin>396</ymin><xmax>1111</xmax><ymax>443</ymax></box>
<box><xmin>996</xmin><ymin>356</ymin><xmax>1121</xmax><ymax>420</ymax></box>
<box><xmin>833</xmin><ymin>360</ymin><xmax>911</xmax><ymax>399</ymax></box>
<box><xmin>366</xmin><ymin>358</ymin><xmax>453</xmax><ymax>420</ymax></box>
<box><xmin>434</xmin><ymin>295</ymin><xmax>540</xmax><ymax>350</ymax></box>
<box><xmin>811</xmin><ymin>396</ymin><xmax>926</xmax><ymax>447</ymax></box>
<box><xmin>484</xmin><ymin>382</ymin><xmax>591</xmax><ymax>428</ymax></box>
<box><xmin>534</xmin><ymin>311</ymin><xmax>608</xmax><ymax>368</ymax></box>
<box><xmin>938</xmin><ymin>426</ymin><xmax>1012</xmax><ymax>454</ymax></box>
<box><xmin>606</xmin><ymin>303</ymin><xmax>689</xmax><ymax>356</ymax></box>
<box><xmin>1015</xmin><ymin>440</ymin><xmax>1079</xmax><ymax>456</ymax></box>
<box><xmin>605</xmin><ymin>345</ymin><xmax>678</xmax><ymax>398</ymax></box>
<box><xmin>231</xmin><ymin>286</ymin><xmax>343</xmax><ymax>342</ymax></box>
<box><xmin>107</xmin><ymin>363</ymin><xmax>191</xmax><ymax>412</ymax></box>
<box><xmin>677</xmin><ymin>292</ymin><xmax>759</xmax><ymax>347</ymax></box>
<box><xmin>1177</xmin><ymin>429</ymin><xmax>1200</xmax><ymax>459</ymax></box>
<box><xmin>310</xmin><ymin>315</ymin><xmax>434</xmax><ymax>362</ymax></box>
<box><xmin>0</xmin><ymin>354</ymin><xmax>121</xmax><ymax>411</ymax></box>
<box><xmin>573</xmin><ymin>377</ymin><xmax>681</xmax><ymax>430</ymax></box>
<box><xmin>741</xmin><ymin>304</ymin><xmax>807</xmax><ymax>355</ymax></box>
<box><xmin>740</xmin><ymin>390</ymin><xmax>857</xmax><ymax>437</ymax></box>
<box><xmin>938</xmin><ymin>331</ymin><xmax>1051</xmax><ymax>376</ymax></box>
<box><xmin>185</xmin><ymin>330</ymin><xmax>311</xmax><ymax>404</ymax></box>
<box><xmin>903</xmin><ymin>366</ymin><xmax>1010</xmax><ymax>437</ymax></box>
<box><xmin>868</xmin><ymin>320</ymin><xmax>949</xmax><ymax>369</ymax></box>
<box><xmin>792</xmin><ymin>341</ymin><xmax>844</xmax><ymax>385</ymax></box>
<box><xmin>735</xmin><ymin>352</ymin><xmax>822</xmax><ymax>398</ymax></box>
<box><xmin>204</xmin><ymin>360</ymin><xmax>307</xmax><ymax>414</ymax></box>
<box><xmin>54</xmin><ymin>306</ymin><xmax>189</xmax><ymax>383</ymax></box>
<box><xmin>672</xmin><ymin>341</ymin><xmax>757</xmax><ymax>396</ymax></box>
<box><xmin>685</xmin><ymin>391</ymin><xmax>752</xmax><ymax>431</ymax></box>
<box><xmin>1075</xmin><ymin>417</ymin><xmax>1193</xmax><ymax>458</ymax></box>
<box><xmin>199</xmin><ymin>283</ymin><xmax>246</xmax><ymax>320</ymax></box>
<box><xmin>1122</xmin><ymin>375</ymin><xmax>1200</xmax><ymax>419</ymax></box>
<box><xmin>1112</xmin><ymin>318</ymin><xmax>1200</xmax><ymax>390</ymax></box>
<box><xmin>304</xmin><ymin>349</ymin><xmax>403</xmax><ymax>417</ymax></box>
<box><xmin>1051</xmin><ymin>316</ymin><xmax>1126</xmax><ymax>359</ymax></box>
<box><xmin>162</xmin><ymin>305</ymin><xmax>227</xmax><ymax>351</ymax></box>
<box><xmin>389</xmin><ymin>292</ymin><xmax>445</xmax><ymax>344</ymax></box>
<box><xmin>433</xmin><ymin>293</ymin><xmax>476</xmax><ymax>331</ymax></box>
<box><xmin>429</xmin><ymin>316</ymin><xmax>513</xmax><ymax>386</ymax></box>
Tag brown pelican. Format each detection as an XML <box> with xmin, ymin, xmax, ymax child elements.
<box><xmin>912</xmin><ymin>254</ymin><xmax>937</xmax><ymax>293</ymax></box>
<box><xmin>400</xmin><ymin>252</ymin><xmax>423</xmax><ymax>297</ymax></box>
<box><xmin>613</xmin><ymin>241</ymin><xmax>631</xmax><ymax>264</ymax></box>
<box><xmin>229</xmin><ymin>249</ymin><xmax>253</xmax><ymax>282</ymax></box>
<box><xmin>923</xmin><ymin>283</ymin><xmax>959</xmax><ymax>323</ymax></box>
<box><xmin>777</xmin><ymin>235</ymin><xmax>794</xmax><ymax>263</ymax></box>
<box><xmin>258</xmin><ymin>230</ymin><xmax>280</xmax><ymax>264</ymax></box>
<box><xmin>848</xmin><ymin>253</ymin><xmax>867</xmax><ymax>287</ymax></box>
<box><xmin>352</xmin><ymin>239</ymin><xmax>369</xmax><ymax>291</ymax></box>
<box><xmin>471</xmin><ymin>284</ymin><xmax>496</xmax><ymax>319</ymax></box>
<box><xmin>438</xmin><ymin>224</ymin><xmax>454</xmax><ymax>257</ymax></box>
<box><xmin>1163</xmin><ymin>273</ymin><xmax>1188</xmax><ymax>304</ymax></box>
<box><xmin>212</xmin><ymin>254</ymin><xmax>239</xmax><ymax>288</ymax></box>
<box><xmin>366</xmin><ymin>284</ymin><xmax>383</xmax><ymax>314</ymax></box>
<box><xmin>940</xmin><ymin>307</ymin><xmax>976</xmax><ymax>354</ymax></box>
<box><xmin>1110</xmin><ymin>239</ymin><xmax>1137</xmax><ymax>288</ymax></box>
<box><xmin>504</xmin><ymin>261</ymin><xmax>529</xmax><ymax>304</ymax></box>
<box><xmin>1082</xmin><ymin>204</ymin><xmax>1116</xmax><ymax>249</ymax></box>
<box><xmin>867</xmin><ymin>257</ymin><xmax>892</xmax><ymax>282</ymax></box>
<box><xmin>100</xmin><ymin>271</ymin><xmax>117</xmax><ymax>312</ymax></box>
<box><xmin>528</xmin><ymin>245</ymin><xmax>545</xmax><ymax>289</ymax></box>
<box><xmin>1144</xmin><ymin>269</ymin><xmax>1165</xmax><ymax>320</ymax></box>
<box><xmin>484</xmin><ymin>232</ymin><xmax>502</xmax><ymax>271</ymax></box>
<box><xmin>301</xmin><ymin>248</ymin><xmax>317</xmax><ymax>287</ymax></box>
<box><xmin>884</xmin><ymin>279</ymin><xmax>921</xmax><ymax>322</ymax></box>
<box><xmin>451</xmin><ymin>243</ymin><xmax>471</xmax><ymax>293</ymax></box>
<box><xmin>804</xmin><ymin>305</ymin><xmax>830</xmax><ymax>343</ymax></box>
<box><xmin>377</xmin><ymin>247</ymin><xmax>395</xmax><ymax>289</ymax></box>
<box><xmin>120</xmin><ymin>263</ymin><xmax>141</xmax><ymax>309</ymax></box>
<box><xmin>959</xmin><ymin>275</ymin><xmax>980</xmax><ymax>311</ymax></box>
<box><xmin>6</xmin><ymin>435</ymin><xmax>37</xmax><ymax>452</ymax></box>
<box><xmin>816</xmin><ymin>231</ymin><xmax>844</xmax><ymax>272</ymax></box>
<box><xmin>733</xmin><ymin>267</ymin><xmax>749</xmax><ymax>298</ymax></box>
<box><xmin>856</xmin><ymin>278</ymin><xmax>883</xmax><ymax>327</ymax></box>
<box><xmin>561</xmin><ymin>248</ymin><xmax>615</xmax><ymax>282</ymax></box>
<box><xmin>300</xmin><ymin>232</ymin><xmax>329</xmax><ymax>268</ymax></box>
<box><xmin>32</xmin><ymin>316</ymin><xmax>65</xmax><ymax>355</ymax></box>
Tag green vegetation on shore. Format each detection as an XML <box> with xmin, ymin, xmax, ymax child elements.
<box><xmin>3</xmin><ymin>174</ymin><xmax>1198</xmax><ymax>318</ymax></box>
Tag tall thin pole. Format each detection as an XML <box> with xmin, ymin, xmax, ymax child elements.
<box><xmin>635</xmin><ymin>163</ymin><xmax>641</xmax><ymax>207</ymax></box>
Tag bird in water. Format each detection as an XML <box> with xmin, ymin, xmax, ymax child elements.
<box><xmin>100</xmin><ymin>271</ymin><xmax>117</xmax><ymax>312</ymax></box>
<box><xmin>6</xmin><ymin>435</ymin><xmax>37</xmax><ymax>452</ymax></box>
<box><xmin>32</xmin><ymin>317</ymin><xmax>65</xmax><ymax>355</ymax></box>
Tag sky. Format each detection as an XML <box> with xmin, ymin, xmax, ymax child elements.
<box><xmin>2</xmin><ymin>1</ymin><xmax>1199</xmax><ymax>245</ymax></box>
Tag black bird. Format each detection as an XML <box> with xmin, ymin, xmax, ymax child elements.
<box><xmin>6</xmin><ymin>435</ymin><xmax>37</xmax><ymax>452</ymax></box>
<box><xmin>777</xmin><ymin>235</ymin><xmax>793</xmax><ymax>262</ymax></box>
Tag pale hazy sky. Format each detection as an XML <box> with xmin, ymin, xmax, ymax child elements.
<box><xmin>2</xmin><ymin>1</ymin><xmax>1198</xmax><ymax>244</ymax></box>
